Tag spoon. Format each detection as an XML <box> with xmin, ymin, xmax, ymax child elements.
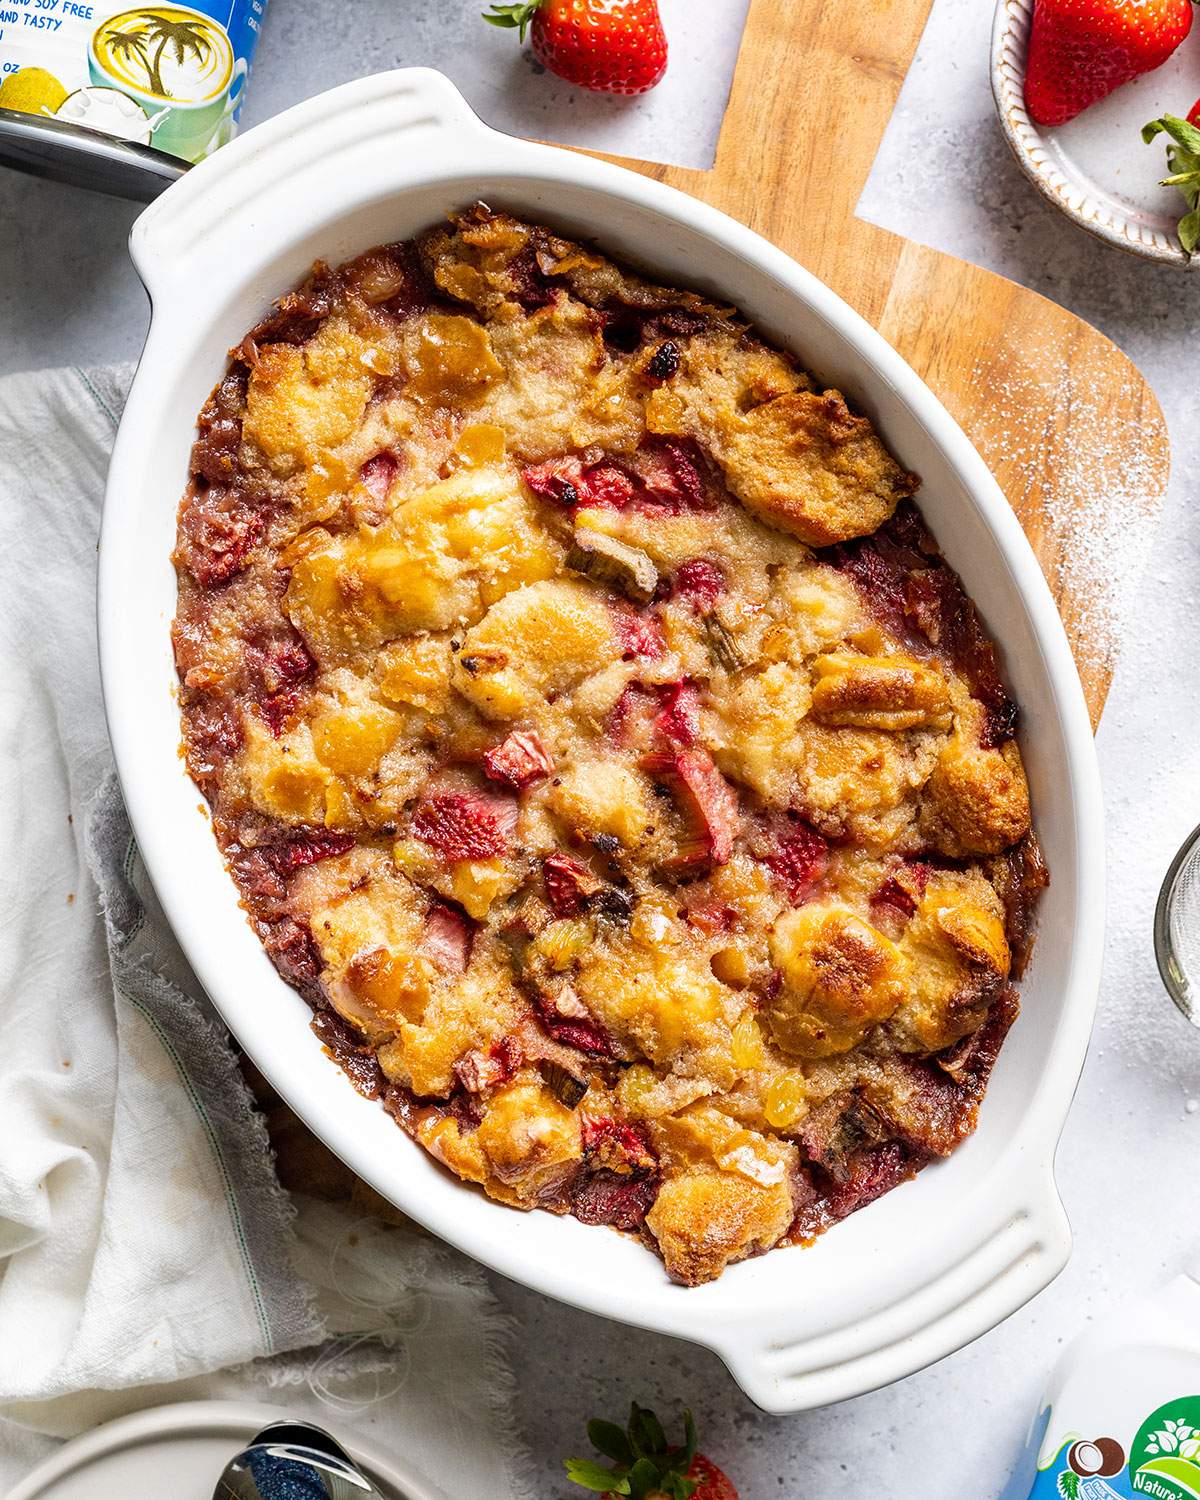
<box><xmin>213</xmin><ymin>1419</ymin><xmax>386</xmax><ymax>1500</ymax></box>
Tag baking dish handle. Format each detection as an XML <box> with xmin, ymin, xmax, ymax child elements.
<box><xmin>711</xmin><ymin>1170</ymin><xmax>1070</xmax><ymax>1414</ymax></box>
<box><xmin>129</xmin><ymin>69</ymin><xmax>490</xmax><ymax>298</ymax></box>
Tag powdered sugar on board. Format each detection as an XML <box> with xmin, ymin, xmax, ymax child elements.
<box><xmin>970</xmin><ymin>347</ymin><xmax>1165</xmax><ymax>679</ymax></box>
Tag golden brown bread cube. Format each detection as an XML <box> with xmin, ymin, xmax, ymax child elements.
<box><xmin>421</xmin><ymin>211</ymin><xmax>536</xmax><ymax>315</ymax></box>
<box><xmin>766</xmin><ymin>903</ymin><xmax>909</xmax><ymax>1058</ymax></box>
<box><xmin>284</xmin><ymin>465</ymin><xmax>559</xmax><ymax>661</ymax></box>
<box><xmin>376</xmin><ymin>635</ymin><xmax>455</xmax><ymax>713</ymax></box>
<box><xmin>642</xmin><ymin>324</ymin><xmax>812</xmax><ymax>446</ymax></box>
<box><xmin>310</xmin><ymin>701</ymin><xmax>401</xmax><ymax>777</ymax></box>
<box><xmin>244</xmin><ymin>317</ymin><xmax>374</xmax><ymax>474</ymax></box>
<box><xmin>809</xmin><ymin>652</ymin><xmax>952</xmax><ymax>732</ymax></box>
<box><xmin>401</xmin><ymin>312</ymin><xmax>502</xmax><ymax>404</ymax></box>
<box><xmin>787</xmin><ymin>719</ymin><xmax>936</xmax><ymax>846</ymax></box>
<box><xmin>644</xmin><ymin>1168</ymin><xmax>796</xmax><ymax>1285</ymax></box>
<box><xmin>923</xmin><ymin>719</ymin><xmax>1031</xmax><ymax>857</ymax></box>
<box><xmin>574</xmin><ymin>946</ymin><xmax>728</xmax><ymax>1071</ymax></box>
<box><xmin>311</xmin><ymin>881</ymin><xmax>434</xmax><ymax>1043</ymax></box>
<box><xmin>710</xmin><ymin>662</ymin><xmax>812</xmax><ymax>802</ymax></box>
<box><xmin>548</xmin><ymin>761</ymin><xmax>658</xmax><ymax>850</ymax></box>
<box><xmin>240</xmin><ymin>720</ymin><xmax>334</xmax><ymax>826</ymax></box>
<box><xmin>719</xmin><ymin>390</ymin><xmax>919</xmax><ymax>547</ymax></box>
<box><xmin>481</xmin><ymin>299</ymin><xmax>644</xmax><ymax>460</ymax></box>
<box><xmin>475</xmin><ymin>1079</ymin><xmax>584</xmax><ymax>1207</ymax></box>
<box><xmin>891</xmin><ymin>871</ymin><xmax>1011</xmax><ymax>1052</ymax></box>
<box><xmin>645</xmin><ymin>1107</ymin><xmax>799</xmax><ymax>1284</ymax></box>
<box><xmin>453</xmin><ymin>579</ymin><xmax>617</xmax><ymax>720</ymax></box>
<box><xmin>329</xmin><ymin>946</ymin><xmax>433</xmax><ymax>1040</ymax></box>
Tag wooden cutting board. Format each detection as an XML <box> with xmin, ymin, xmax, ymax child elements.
<box><xmin>596</xmin><ymin>0</ymin><xmax>1170</xmax><ymax>728</ymax></box>
<box><xmin>261</xmin><ymin>0</ymin><xmax>1169</xmax><ymax>1206</ymax></box>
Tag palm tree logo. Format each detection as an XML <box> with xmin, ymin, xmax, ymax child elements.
<box><xmin>99</xmin><ymin>12</ymin><xmax>212</xmax><ymax>99</ymax></box>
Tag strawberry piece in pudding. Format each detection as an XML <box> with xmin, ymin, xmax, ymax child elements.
<box><xmin>762</xmin><ymin>819</ymin><xmax>829</xmax><ymax>904</ymax></box>
<box><xmin>654</xmin><ymin>681</ymin><xmax>701</xmax><ymax>747</ymax></box>
<box><xmin>411</xmin><ymin>785</ymin><xmax>518</xmax><ymax>862</ymax></box>
<box><xmin>671</xmin><ymin>557</ymin><xmax>726</xmax><ymax>612</ymax></box>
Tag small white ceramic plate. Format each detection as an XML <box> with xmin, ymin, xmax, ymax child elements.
<box><xmin>992</xmin><ymin>0</ymin><xmax>1199</xmax><ymax>267</ymax></box>
<box><xmin>2</xmin><ymin>1401</ymin><xmax>448</xmax><ymax>1500</ymax></box>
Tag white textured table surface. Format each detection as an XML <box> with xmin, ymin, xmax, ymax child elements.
<box><xmin>4</xmin><ymin>1</ymin><xmax>1200</xmax><ymax>1494</ymax></box>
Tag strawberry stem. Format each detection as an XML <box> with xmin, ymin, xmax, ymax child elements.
<box><xmin>1143</xmin><ymin>113</ymin><xmax>1200</xmax><ymax>256</ymax></box>
<box><xmin>482</xmin><ymin>1</ymin><xmax>543</xmax><ymax>43</ymax></box>
<box><xmin>566</xmin><ymin>1405</ymin><xmax>702</xmax><ymax>1499</ymax></box>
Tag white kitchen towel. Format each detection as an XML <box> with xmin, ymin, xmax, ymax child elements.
<box><xmin>0</xmin><ymin>364</ymin><xmax>535</xmax><ymax>1499</ymax></box>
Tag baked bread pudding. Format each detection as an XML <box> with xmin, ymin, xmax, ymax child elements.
<box><xmin>172</xmin><ymin>205</ymin><xmax>1046</xmax><ymax>1286</ymax></box>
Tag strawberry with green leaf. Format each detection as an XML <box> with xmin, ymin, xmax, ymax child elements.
<box><xmin>1142</xmin><ymin>111</ymin><xmax>1200</xmax><ymax>254</ymax></box>
<box><xmin>484</xmin><ymin>0</ymin><xmax>668</xmax><ymax>96</ymax></box>
<box><xmin>565</xmin><ymin>1404</ymin><xmax>738</xmax><ymax>1500</ymax></box>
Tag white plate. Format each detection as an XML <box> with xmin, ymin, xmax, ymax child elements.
<box><xmin>98</xmin><ymin>68</ymin><xmax>1105</xmax><ymax>1413</ymax></box>
<box><xmin>993</xmin><ymin>0</ymin><xmax>1198</xmax><ymax>267</ymax></box>
<box><xmin>3</xmin><ymin>1400</ymin><xmax>448</xmax><ymax>1500</ymax></box>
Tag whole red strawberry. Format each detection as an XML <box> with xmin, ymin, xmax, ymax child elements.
<box><xmin>1189</xmin><ymin>96</ymin><xmax>1200</xmax><ymax>128</ymax></box>
<box><xmin>565</xmin><ymin>1404</ymin><xmax>738</xmax><ymax>1499</ymax></box>
<box><xmin>484</xmin><ymin>0</ymin><xmax>668</xmax><ymax>96</ymax></box>
<box><xmin>1024</xmin><ymin>0</ymin><xmax>1194</xmax><ymax>126</ymax></box>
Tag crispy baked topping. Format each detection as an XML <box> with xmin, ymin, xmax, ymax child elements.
<box><xmin>173</xmin><ymin>205</ymin><xmax>1043</xmax><ymax>1286</ymax></box>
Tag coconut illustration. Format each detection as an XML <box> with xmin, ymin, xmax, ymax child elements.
<box><xmin>55</xmin><ymin>87</ymin><xmax>159</xmax><ymax>146</ymax></box>
<box><xmin>0</xmin><ymin>67</ymin><xmax>69</xmax><ymax>119</ymax></box>
<box><xmin>1067</xmin><ymin>1436</ymin><xmax>1126</xmax><ymax>1477</ymax></box>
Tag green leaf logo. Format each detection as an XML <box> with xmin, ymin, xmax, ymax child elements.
<box><xmin>1131</xmin><ymin>1398</ymin><xmax>1200</xmax><ymax>1498</ymax></box>
<box><xmin>1139</xmin><ymin>1457</ymin><xmax>1200</xmax><ymax>1498</ymax></box>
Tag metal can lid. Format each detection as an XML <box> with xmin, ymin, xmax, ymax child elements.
<box><xmin>0</xmin><ymin>106</ymin><xmax>185</xmax><ymax>202</ymax></box>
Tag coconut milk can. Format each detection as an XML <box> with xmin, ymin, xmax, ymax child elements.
<box><xmin>1002</xmin><ymin>1272</ymin><xmax>1200</xmax><ymax>1499</ymax></box>
<box><xmin>0</xmin><ymin>0</ymin><xmax>265</xmax><ymax>196</ymax></box>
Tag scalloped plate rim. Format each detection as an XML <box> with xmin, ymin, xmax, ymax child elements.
<box><xmin>990</xmin><ymin>0</ymin><xmax>1197</xmax><ymax>270</ymax></box>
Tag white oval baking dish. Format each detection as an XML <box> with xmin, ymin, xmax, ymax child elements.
<box><xmin>99</xmin><ymin>68</ymin><xmax>1104</xmax><ymax>1414</ymax></box>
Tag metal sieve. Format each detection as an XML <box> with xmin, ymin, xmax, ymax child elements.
<box><xmin>1154</xmin><ymin>822</ymin><xmax>1200</xmax><ymax>1026</ymax></box>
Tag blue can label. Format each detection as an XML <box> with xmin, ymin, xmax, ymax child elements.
<box><xmin>1005</xmin><ymin>1398</ymin><xmax>1200</xmax><ymax>1500</ymax></box>
<box><xmin>0</xmin><ymin>0</ymin><xmax>265</xmax><ymax>163</ymax></box>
